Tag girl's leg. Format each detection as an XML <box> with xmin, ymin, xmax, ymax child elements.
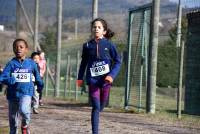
<box><xmin>38</xmin><ymin>90</ymin><xmax>43</xmax><ymax>106</ymax></box>
<box><xmin>19</xmin><ymin>95</ymin><xmax>32</xmax><ymax>127</ymax></box>
<box><xmin>89</xmin><ymin>85</ymin><xmax>100</xmax><ymax>134</ymax></box>
<box><xmin>38</xmin><ymin>77</ymin><xmax>44</xmax><ymax>106</ymax></box>
<box><xmin>100</xmin><ymin>83</ymin><xmax>111</xmax><ymax>111</ymax></box>
<box><xmin>8</xmin><ymin>100</ymin><xmax>20</xmax><ymax>134</ymax></box>
<box><xmin>32</xmin><ymin>86</ymin><xmax>39</xmax><ymax>114</ymax></box>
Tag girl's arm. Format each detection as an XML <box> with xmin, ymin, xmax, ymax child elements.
<box><xmin>78</xmin><ymin>44</ymin><xmax>88</xmax><ymax>80</ymax></box>
<box><xmin>33</xmin><ymin>62</ymin><xmax>43</xmax><ymax>89</ymax></box>
<box><xmin>39</xmin><ymin>60</ymin><xmax>46</xmax><ymax>77</ymax></box>
<box><xmin>107</xmin><ymin>43</ymin><xmax>121</xmax><ymax>80</ymax></box>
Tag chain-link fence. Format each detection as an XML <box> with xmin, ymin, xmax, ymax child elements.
<box><xmin>125</xmin><ymin>0</ymin><xmax>200</xmax><ymax>115</ymax></box>
<box><xmin>125</xmin><ymin>4</ymin><xmax>152</xmax><ymax>112</ymax></box>
<box><xmin>157</xmin><ymin>0</ymin><xmax>200</xmax><ymax>115</ymax></box>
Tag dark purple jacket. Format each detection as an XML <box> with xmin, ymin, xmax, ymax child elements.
<box><xmin>78</xmin><ymin>38</ymin><xmax>121</xmax><ymax>86</ymax></box>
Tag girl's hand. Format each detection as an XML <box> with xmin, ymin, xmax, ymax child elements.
<box><xmin>105</xmin><ymin>76</ymin><xmax>113</xmax><ymax>83</ymax></box>
<box><xmin>76</xmin><ymin>80</ymin><xmax>83</xmax><ymax>87</ymax></box>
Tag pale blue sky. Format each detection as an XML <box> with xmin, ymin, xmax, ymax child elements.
<box><xmin>169</xmin><ymin>0</ymin><xmax>200</xmax><ymax>8</ymax></box>
<box><xmin>169</xmin><ymin>0</ymin><xmax>177</xmax><ymax>2</ymax></box>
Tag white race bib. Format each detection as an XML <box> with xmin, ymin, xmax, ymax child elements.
<box><xmin>12</xmin><ymin>73</ymin><xmax>31</xmax><ymax>82</ymax></box>
<box><xmin>90</xmin><ymin>63</ymin><xmax>110</xmax><ymax>77</ymax></box>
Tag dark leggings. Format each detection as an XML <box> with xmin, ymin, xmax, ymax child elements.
<box><xmin>38</xmin><ymin>77</ymin><xmax>43</xmax><ymax>101</ymax></box>
<box><xmin>89</xmin><ymin>83</ymin><xmax>111</xmax><ymax>134</ymax></box>
<box><xmin>39</xmin><ymin>91</ymin><xmax>42</xmax><ymax>101</ymax></box>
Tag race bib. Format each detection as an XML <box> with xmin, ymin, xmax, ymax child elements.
<box><xmin>12</xmin><ymin>73</ymin><xmax>31</xmax><ymax>82</ymax></box>
<box><xmin>90</xmin><ymin>61</ymin><xmax>110</xmax><ymax>77</ymax></box>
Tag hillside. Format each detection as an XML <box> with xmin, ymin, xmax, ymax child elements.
<box><xmin>0</xmin><ymin>0</ymin><xmax>178</xmax><ymax>64</ymax></box>
<box><xmin>0</xmin><ymin>0</ymin><xmax>178</xmax><ymax>39</ymax></box>
<box><xmin>0</xmin><ymin>0</ymin><xmax>176</xmax><ymax>23</ymax></box>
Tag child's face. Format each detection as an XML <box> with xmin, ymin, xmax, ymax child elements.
<box><xmin>33</xmin><ymin>55</ymin><xmax>40</xmax><ymax>63</ymax></box>
<box><xmin>92</xmin><ymin>21</ymin><xmax>106</xmax><ymax>39</ymax></box>
<box><xmin>13</xmin><ymin>41</ymin><xmax>28</xmax><ymax>60</ymax></box>
<box><xmin>40</xmin><ymin>52</ymin><xmax>45</xmax><ymax>60</ymax></box>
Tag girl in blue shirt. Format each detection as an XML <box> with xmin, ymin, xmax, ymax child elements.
<box><xmin>77</xmin><ymin>18</ymin><xmax>121</xmax><ymax>134</ymax></box>
<box><xmin>0</xmin><ymin>39</ymin><xmax>43</xmax><ymax>134</ymax></box>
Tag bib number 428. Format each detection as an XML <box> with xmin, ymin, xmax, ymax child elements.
<box><xmin>12</xmin><ymin>73</ymin><xmax>30</xmax><ymax>82</ymax></box>
<box><xmin>16</xmin><ymin>74</ymin><xmax>28</xmax><ymax>79</ymax></box>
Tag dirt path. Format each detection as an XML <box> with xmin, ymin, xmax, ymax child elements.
<box><xmin>0</xmin><ymin>96</ymin><xmax>200</xmax><ymax>134</ymax></box>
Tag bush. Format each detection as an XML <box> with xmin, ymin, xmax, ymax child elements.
<box><xmin>40</xmin><ymin>28</ymin><xmax>57</xmax><ymax>61</ymax></box>
<box><xmin>157</xmin><ymin>40</ymin><xmax>179</xmax><ymax>87</ymax></box>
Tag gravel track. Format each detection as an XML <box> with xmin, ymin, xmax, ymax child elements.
<box><xmin>0</xmin><ymin>96</ymin><xmax>200</xmax><ymax>134</ymax></box>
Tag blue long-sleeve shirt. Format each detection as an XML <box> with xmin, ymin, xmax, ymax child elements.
<box><xmin>0</xmin><ymin>57</ymin><xmax>43</xmax><ymax>101</ymax></box>
<box><xmin>78</xmin><ymin>38</ymin><xmax>121</xmax><ymax>86</ymax></box>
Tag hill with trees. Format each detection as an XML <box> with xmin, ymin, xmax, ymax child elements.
<box><xmin>0</xmin><ymin>0</ymin><xmax>176</xmax><ymax>30</ymax></box>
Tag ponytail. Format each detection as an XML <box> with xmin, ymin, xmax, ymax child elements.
<box><xmin>104</xmin><ymin>28</ymin><xmax>114</xmax><ymax>39</ymax></box>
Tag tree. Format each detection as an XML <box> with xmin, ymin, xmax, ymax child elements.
<box><xmin>40</xmin><ymin>27</ymin><xmax>56</xmax><ymax>61</ymax></box>
<box><xmin>168</xmin><ymin>16</ymin><xmax>187</xmax><ymax>42</ymax></box>
<box><xmin>157</xmin><ymin>40</ymin><xmax>179</xmax><ymax>87</ymax></box>
<box><xmin>157</xmin><ymin>17</ymin><xmax>187</xmax><ymax>87</ymax></box>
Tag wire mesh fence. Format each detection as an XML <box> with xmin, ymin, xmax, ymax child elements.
<box><xmin>125</xmin><ymin>0</ymin><xmax>200</xmax><ymax>115</ymax></box>
<box><xmin>125</xmin><ymin>4</ymin><xmax>152</xmax><ymax>112</ymax></box>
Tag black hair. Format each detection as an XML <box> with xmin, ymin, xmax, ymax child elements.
<box><xmin>31</xmin><ymin>52</ymin><xmax>40</xmax><ymax>59</ymax></box>
<box><xmin>91</xmin><ymin>18</ymin><xmax>114</xmax><ymax>39</ymax></box>
<box><xmin>13</xmin><ymin>38</ymin><xmax>28</xmax><ymax>48</ymax></box>
<box><xmin>37</xmin><ymin>50</ymin><xmax>42</xmax><ymax>54</ymax></box>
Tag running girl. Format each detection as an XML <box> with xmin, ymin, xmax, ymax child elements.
<box><xmin>31</xmin><ymin>52</ymin><xmax>41</xmax><ymax>114</ymax></box>
<box><xmin>77</xmin><ymin>18</ymin><xmax>121</xmax><ymax>134</ymax></box>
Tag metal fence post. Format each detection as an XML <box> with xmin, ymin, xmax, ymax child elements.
<box><xmin>92</xmin><ymin>0</ymin><xmax>98</xmax><ymax>20</ymax></box>
<box><xmin>177</xmin><ymin>41</ymin><xmax>185</xmax><ymax>118</ymax></box>
<box><xmin>55</xmin><ymin>0</ymin><xmax>62</xmax><ymax>97</ymax></box>
<box><xmin>45</xmin><ymin>59</ymin><xmax>49</xmax><ymax>97</ymax></box>
<box><xmin>16</xmin><ymin>0</ymin><xmax>20</xmax><ymax>38</ymax></box>
<box><xmin>146</xmin><ymin>0</ymin><xmax>160</xmax><ymax>114</ymax></box>
<box><xmin>176</xmin><ymin>0</ymin><xmax>182</xmax><ymax>47</ymax></box>
<box><xmin>68</xmin><ymin>55</ymin><xmax>71</xmax><ymax>97</ymax></box>
<box><xmin>75</xmin><ymin>51</ymin><xmax>80</xmax><ymax>101</ymax></box>
<box><xmin>138</xmin><ymin>10</ymin><xmax>147</xmax><ymax>112</ymax></box>
<box><xmin>64</xmin><ymin>55</ymin><xmax>70</xmax><ymax>98</ymax></box>
<box><xmin>34</xmin><ymin>0</ymin><xmax>39</xmax><ymax>51</ymax></box>
<box><xmin>124</xmin><ymin>12</ymin><xmax>134</xmax><ymax>109</ymax></box>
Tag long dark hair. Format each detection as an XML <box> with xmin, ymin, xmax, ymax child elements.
<box><xmin>91</xmin><ymin>18</ymin><xmax>114</xmax><ymax>39</ymax></box>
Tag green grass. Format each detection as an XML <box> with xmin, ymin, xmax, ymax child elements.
<box><xmin>109</xmin><ymin>87</ymin><xmax>125</xmax><ymax>108</ymax></box>
<box><xmin>0</xmin><ymin>126</ymin><xmax>9</xmax><ymax>134</ymax></box>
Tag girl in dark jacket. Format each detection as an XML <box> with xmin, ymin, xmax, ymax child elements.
<box><xmin>77</xmin><ymin>18</ymin><xmax>121</xmax><ymax>134</ymax></box>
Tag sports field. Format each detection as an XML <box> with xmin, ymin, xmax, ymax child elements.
<box><xmin>1</xmin><ymin>95</ymin><xmax>200</xmax><ymax>134</ymax></box>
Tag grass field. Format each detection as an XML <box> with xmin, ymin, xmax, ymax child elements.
<box><xmin>0</xmin><ymin>127</ymin><xmax>9</xmax><ymax>134</ymax></box>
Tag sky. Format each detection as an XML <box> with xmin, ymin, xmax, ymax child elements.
<box><xmin>169</xmin><ymin>0</ymin><xmax>178</xmax><ymax>2</ymax></box>
<box><xmin>169</xmin><ymin>0</ymin><xmax>200</xmax><ymax>8</ymax></box>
